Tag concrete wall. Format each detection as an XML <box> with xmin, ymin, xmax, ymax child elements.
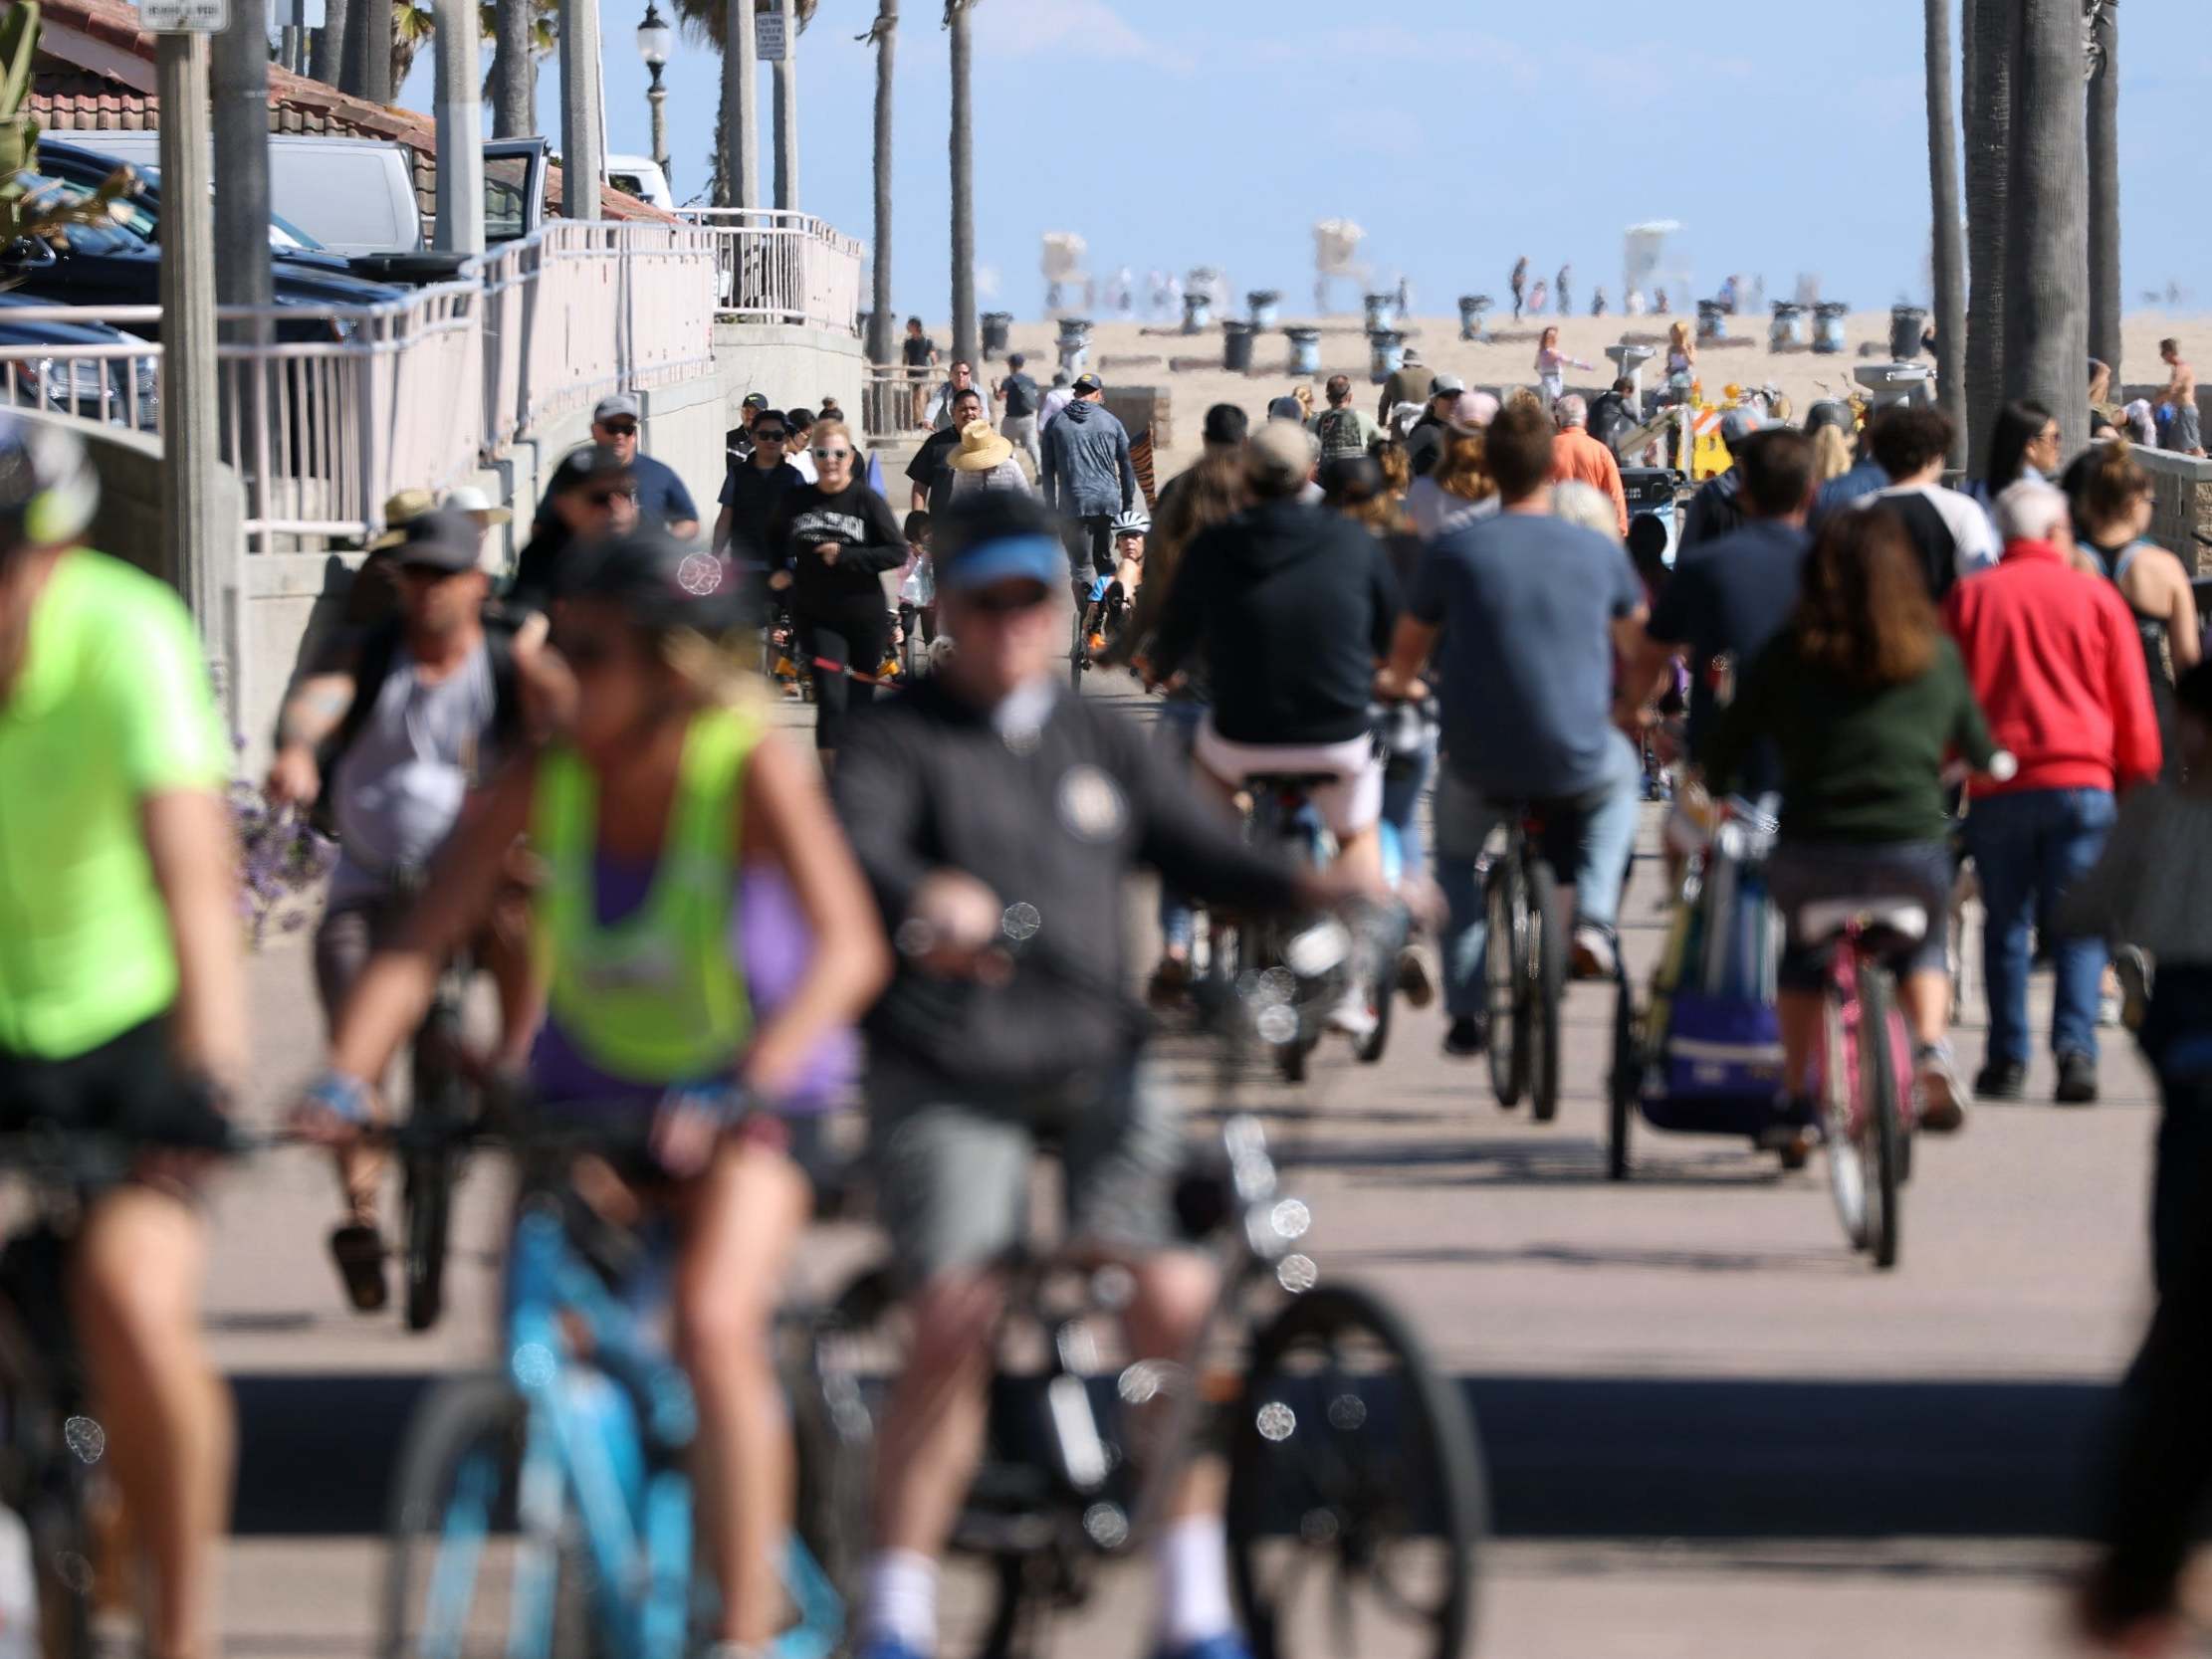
<box><xmin>711</xmin><ymin>320</ymin><xmax>868</xmax><ymax>442</ymax></box>
<box><xmin>2136</xmin><ymin>447</ymin><xmax>2212</xmax><ymax>573</ymax></box>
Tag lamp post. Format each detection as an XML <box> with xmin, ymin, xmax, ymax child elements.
<box><xmin>637</xmin><ymin>1</ymin><xmax>672</xmax><ymax>187</ymax></box>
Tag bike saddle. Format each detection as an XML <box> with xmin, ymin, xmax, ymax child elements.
<box><xmin>1796</xmin><ymin>898</ymin><xmax>1928</xmax><ymax>951</ymax></box>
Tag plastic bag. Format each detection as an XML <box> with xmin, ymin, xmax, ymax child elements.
<box><xmin>900</xmin><ymin>554</ymin><xmax>935</xmax><ymax>607</ymax></box>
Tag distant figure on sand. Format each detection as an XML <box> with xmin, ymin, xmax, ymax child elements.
<box><xmin>1556</xmin><ymin>265</ymin><xmax>1573</xmax><ymax>317</ymax></box>
<box><xmin>1591</xmin><ymin>287</ymin><xmax>1608</xmax><ymax>318</ymax></box>
<box><xmin>1534</xmin><ymin>325</ymin><xmax>1593</xmax><ymax>406</ymax></box>
<box><xmin>2160</xmin><ymin>338</ymin><xmax>2203</xmax><ymax>456</ymax></box>
<box><xmin>1510</xmin><ymin>255</ymin><xmax>1529</xmax><ymax>321</ymax></box>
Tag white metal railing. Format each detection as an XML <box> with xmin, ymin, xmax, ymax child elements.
<box><xmin>863</xmin><ymin>363</ymin><xmax>936</xmax><ymax>441</ymax></box>
<box><xmin>0</xmin><ymin>219</ymin><xmax>720</xmax><ymax>551</ymax></box>
<box><xmin>677</xmin><ymin>208</ymin><xmax>864</xmax><ymax>333</ymax></box>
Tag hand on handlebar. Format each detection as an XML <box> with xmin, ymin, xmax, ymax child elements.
<box><xmin>897</xmin><ymin>870</ymin><xmax>1014</xmax><ymax>983</ymax></box>
<box><xmin>1373</xmin><ymin>667</ymin><xmax>1428</xmax><ymax>704</ymax></box>
<box><xmin>288</xmin><ymin>1068</ymin><xmax>376</xmax><ymax>1148</ymax></box>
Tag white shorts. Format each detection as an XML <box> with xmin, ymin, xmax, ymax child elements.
<box><xmin>1195</xmin><ymin>719</ymin><xmax>1383</xmax><ymax>837</ymax></box>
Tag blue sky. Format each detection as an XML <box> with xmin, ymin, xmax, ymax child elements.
<box><xmin>398</xmin><ymin>0</ymin><xmax>2210</xmax><ymax>320</ymax></box>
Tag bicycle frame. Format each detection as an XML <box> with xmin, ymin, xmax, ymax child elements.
<box><xmin>1817</xmin><ymin>927</ymin><xmax>1914</xmax><ymax>1141</ymax></box>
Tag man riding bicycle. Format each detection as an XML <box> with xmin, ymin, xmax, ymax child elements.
<box><xmin>265</xmin><ymin>509</ymin><xmax>547</xmax><ymax>1310</ymax></box>
<box><xmin>1148</xmin><ymin>421</ymin><xmax>1403</xmax><ymax>1038</ymax></box>
<box><xmin>1379</xmin><ymin>399</ymin><xmax>1647</xmax><ymax>1053</ymax></box>
<box><xmin>0</xmin><ymin>415</ymin><xmax>243</xmax><ymax>1659</ymax></box>
<box><xmin>832</xmin><ymin>494</ymin><xmax>1382</xmax><ymax>1659</ymax></box>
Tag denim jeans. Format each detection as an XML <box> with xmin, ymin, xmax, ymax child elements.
<box><xmin>1963</xmin><ymin>786</ymin><xmax>2117</xmax><ymax>1065</ymax></box>
<box><xmin>1434</xmin><ymin>727</ymin><xmax>1641</xmax><ymax>1020</ymax></box>
<box><xmin>1155</xmin><ymin>699</ymin><xmax>1207</xmax><ymax>954</ymax></box>
<box><xmin>1380</xmin><ymin>727</ymin><xmax>1438</xmax><ymax>880</ymax></box>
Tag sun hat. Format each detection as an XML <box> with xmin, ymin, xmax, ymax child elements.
<box><xmin>440</xmin><ymin>484</ymin><xmax>513</xmax><ymax>526</ymax></box>
<box><xmin>367</xmin><ymin>486</ymin><xmax>438</xmax><ymax>549</ymax></box>
<box><xmin>1444</xmin><ymin>390</ymin><xmax>1501</xmax><ymax>436</ymax></box>
<box><xmin>948</xmin><ymin>419</ymin><xmax>1015</xmax><ymax>473</ymax></box>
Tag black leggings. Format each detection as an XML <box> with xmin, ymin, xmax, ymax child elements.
<box><xmin>796</xmin><ymin>596</ymin><xmax>891</xmax><ymax>752</ymax></box>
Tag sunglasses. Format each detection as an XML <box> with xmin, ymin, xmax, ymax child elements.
<box><xmin>600</xmin><ymin>421</ymin><xmax>639</xmax><ymax>437</ymax></box>
<box><xmin>551</xmin><ymin>630</ymin><xmax>621</xmax><ymax>671</ymax></box>
<box><xmin>754</xmin><ymin>428</ymin><xmax>788</xmax><ymax>441</ymax></box>
<box><xmin>584</xmin><ymin>486</ymin><xmax>638</xmax><ymax>507</ymax></box>
<box><xmin>397</xmin><ymin>561</ymin><xmax>466</xmax><ymax>582</ymax></box>
<box><xmin>813</xmin><ymin>448</ymin><xmax>853</xmax><ymax>462</ymax></box>
<box><xmin>961</xmin><ymin>585</ymin><xmax>1052</xmax><ymax>615</ymax></box>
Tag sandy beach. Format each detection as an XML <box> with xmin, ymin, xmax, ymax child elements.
<box><xmin>968</xmin><ymin>309</ymin><xmax>2211</xmax><ymax>474</ymax></box>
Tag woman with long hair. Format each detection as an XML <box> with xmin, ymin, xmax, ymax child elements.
<box><xmin>1702</xmin><ymin>507</ymin><xmax>1999</xmax><ymax>1137</ymax></box>
<box><xmin>1809</xmin><ymin>423</ymin><xmax>1855</xmax><ymax>486</ymax></box>
<box><xmin>1404</xmin><ymin>394</ymin><xmax>1500</xmax><ymax>541</ymax></box>
<box><xmin>768</xmin><ymin>418</ymin><xmax>907</xmax><ymax>770</ymax></box>
<box><xmin>2065</xmin><ymin>441</ymin><xmax>2201</xmax><ymax>773</ymax></box>
<box><xmin>303</xmin><ymin>530</ymin><xmax>890</xmax><ymax>1656</ymax></box>
<box><xmin>1533</xmin><ymin>323</ymin><xmax>1592</xmax><ymax>406</ymax></box>
<box><xmin>1665</xmin><ymin>317</ymin><xmax>1696</xmax><ymax>381</ymax></box>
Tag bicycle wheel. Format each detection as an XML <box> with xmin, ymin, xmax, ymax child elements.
<box><xmin>1067</xmin><ymin>606</ymin><xmax>1088</xmax><ymax>693</ymax></box>
<box><xmin>1228</xmin><ymin>1286</ymin><xmax>1484</xmax><ymax>1659</ymax></box>
<box><xmin>785</xmin><ymin>1269</ymin><xmax>901</xmax><ymax>1626</ymax></box>
<box><xmin>1526</xmin><ymin>859</ymin><xmax>1565</xmax><ymax>1124</ymax></box>
<box><xmin>402</xmin><ymin>1010</ymin><xmax>463</xmax><ymax>1334</ymax></box>
<box><xmin>1855</xmin><ymin>962</ymin><xmax>1904</xmax><ymax>1270</ymax></box>
<box><xmin>1607</xmin><ymin>972</ymin><xmax>1637</xmax><ymax>1182</ymax></box>
<box><xmin>381</xmin><ymin>1373</ymin><xmax>600</xmax><ymax>1659</ymax></box>
<box><xmin>1483</xmin><ymin>860</ymin><xmax>1526</xmax><ymax>1109</ymax></box>
<box><xmin>1820</xmin><ymin>975</ymin><xmax>1869</xmax><ymax>1253</ymax></box>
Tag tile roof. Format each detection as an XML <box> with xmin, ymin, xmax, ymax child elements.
<box><xmin>31</xmin><ymin>0</ymin><xmax>669</xmax><ymax>226</ymax></box>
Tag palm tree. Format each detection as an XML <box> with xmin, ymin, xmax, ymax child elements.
<box><xmin>946</xmin><ymin>0</ymin><xmax>978</xmax><ymax>366</ymax></box>
<box><xmin>310</xmin><ymin>0</ymin><xmax>347</xmax><ymax>85</ymax></box>
<box><xmin>1924</xmin><ymin>0</ymin><xmax>1966</xmax><ymax>468</ymax></box>
<box><xmin>2087</xmin><ymin>0</ymin><xmax>2120</xmax><ymax>387</ymax></box>
<box><xmin>1962</xmin><ymin>0</ymin><xmax>2015</xmax><ymax>472</ymax></box>
<box><xmin>391</xmin><ymin>0</ymin><xmax>435</xmax><ymax>92</ymax></box>
<box><xmin>489</xmin><ymin>0</ymin><xmax>557</xmax><ymax>136</ymax></box>
<box><xmin>860</xmin><ymin>0</ymin><xmax>898</xmax><ymax>365</ymax></box>
<box><xmin>667</xmin><ymin>0</ymin><xmax>811</xmax><ymax>206</ymax></box>
<box><xmin>2002</xmin><ymin>0</ymin><xmax>2090</xmax><ymax>448</ymax></box>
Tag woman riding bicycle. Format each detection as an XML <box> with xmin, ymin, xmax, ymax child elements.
<box><xmin>1702</xmin><ymin>506</ymin><xmax>1999</xmax><ymax>1139</ymax></box>
<box><xmin>302</xmin><ymin>529</ymin><xmax>890</xmax><ymax>1657</ymax></box>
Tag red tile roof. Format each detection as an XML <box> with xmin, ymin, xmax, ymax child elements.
<box><xmin>30</xmin><ymin>0</ymin><xmax>669</xmax><ymax>226</ymax></box>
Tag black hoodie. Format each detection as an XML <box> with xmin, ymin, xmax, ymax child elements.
<box><xmin>1148</xmin><ymin>498</ymin><xmax>1401</xmax><ymax>745</ymax></box>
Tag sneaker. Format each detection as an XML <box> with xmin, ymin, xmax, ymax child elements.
<box><xmin>1325</xmin><ymin>986</ymin><xmax>1378</xmax><ymax>1042</ymax></box>
<box><xmin>1443</xmin><ymin>1014</ymin><xmax>1487</xmax><ymax>1056</ymax></box>
<box><xmin>1974</xmin><ymin>1059</ymin><xmax>2027</xmax><ymax>1101</ymax></box>
<box><xmin>1571</xmin><ymin>923</ymin><xmax>1617</xmax><ymax>980</ymax></box>
<box><xmin>1153</xmin><ymin>1637</ymin><xmax>1253</xmax><ymax>1659</ymax></box>
<box><xmin>1396</xmin><ymin>943</ymin><xmax>1437</xmax><ymax>1009</ymax></box>
<box><xmin>2113</xmin><ymin>944</ymin><xmax>2152</xmax><ymax>1030</ymax></box>
<box><xmin>2055</xmin><ymin>1050</ymin><xmax>2100</xmax><ymax>1105</ymax></box>
<box><xmin>1087</xmin><ymin>632</ymin><xmax>1108</xmax><ymax>656</ymax></box>
<box><xmin>1914</xmin><ymin>1041</ymin><xmax>1968</xmax><ymax>1135</ymax></box>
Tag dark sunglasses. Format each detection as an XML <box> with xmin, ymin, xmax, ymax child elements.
<box><xmin>600</xmin><ymin>421</ymin><xmax>639</xmax><ymax>437</ymax></box>
<box><xmin>754</xmin><ymin>428</ymin><xmax>788</xmax><ymax>441</ymax></box>
<box><xmin>962</xmin><ymin>584</ymin><xmax>1051</xmax><ymax>615</ymax></box>
<box><xmin>584</xmin><ymin>486</ymin><xmax>638</xmax><ymax>507</ymax></box>
<box><xmin>397</xmin><ymin>560</ymin><xmax>467</xmax><ymax>582</ymax></box>
<box><xmin>551</xmin><ymin>630</ymin><xmax>621</xmax><ymax>670</ymax></box>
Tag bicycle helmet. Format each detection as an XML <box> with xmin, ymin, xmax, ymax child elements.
<box><xmin>1111</xmin><ymin>507</ymin><xmax>1151</xmax><ymax>536</ymax></box>
<box><xmin>0</xmin><ymin>414</ymin><xmax>99</xmax><ymax>555</ymax></box>
<box><xmin>556</xmin><ymin>526</ymin><xmax>750</xmax><ymax>635</ymax></box>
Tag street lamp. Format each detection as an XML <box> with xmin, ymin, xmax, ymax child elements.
<box><xmin>636</xmin><ymin>1</ymin><xmax>673</xmax><ymax>186</ymax></box>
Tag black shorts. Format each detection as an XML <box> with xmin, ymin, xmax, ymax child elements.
<box><xmin>0</xmin><ymin>1017</ymin><xmax>230</xmax><ymax>1154</ymax></box>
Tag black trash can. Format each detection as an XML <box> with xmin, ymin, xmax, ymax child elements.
<box><xmin>1222</xmin><ymin>320</ymin><xmax>1255</xmax><ymax>374</ymax></box>
<box><xmin>1889</xmin><ymin>305</ymin><xmax>1929</xmax><ymax>360</ymax></box>
<box><xmin>981</xmin><ymin>311</ymin><xmax>1012</xmax><ymax>358</ymax></box>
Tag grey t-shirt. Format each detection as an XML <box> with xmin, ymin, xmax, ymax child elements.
<box><xmin>1412</xmin><ymin>512</ymin><xmax>1644</xmax><ymax>799</ymax></box>
<box><xmin>329</xmin><ymin>641</ymin><xmax>498</xmax><ymax>906</ymax></box>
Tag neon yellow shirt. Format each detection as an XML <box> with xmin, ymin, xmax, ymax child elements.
<box><xmin>0</xmin><ymin>550</ymin><xmax>230</xmax><ymax>1059</ymax></box>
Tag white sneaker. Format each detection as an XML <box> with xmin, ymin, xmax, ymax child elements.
<box><xmin>1396</xmin><ymin>943</ymin><xmax>1437</xmax><ymax>1009</ymax></box>
<box><xmin>1571</xmin><ymin>924</ymin><xmax>1617</xmax><ymax>980</ymax></box>
<box><xmin>1325</xmin><ymin>987</ymin><xmax>1378</xmax><ymax>1042</ymax></box>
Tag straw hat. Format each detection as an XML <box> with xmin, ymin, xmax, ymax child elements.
<box><xmin>948</xmin><ymin>419</ymin><xmax>1014</xmax><ymax>473</ymax></box>
<box><xmin>441</xmin><ymin>484</ymin><xmax>514</xmax><ymax>526</ymax></box>
<box><xmin>366</xmin><ymin>486</ymin><xmax>437</xmax><ymax>549</ymax></box>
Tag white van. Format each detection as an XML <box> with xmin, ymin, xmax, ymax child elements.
<box><xmin>604</xmin><ymin>155</ymin><xmax>674</xmax><ymax>213</ymax></box>
<box><xmin>72</xmin><ymin>131</ymin><xmax>423</xmax><ymax>255</ymax></box>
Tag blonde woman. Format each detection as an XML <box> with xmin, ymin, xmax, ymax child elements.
<box><xmin>1810</xmin><ymin>423</ymin><xmax>1855</xmax><ymax>486</ymax></box>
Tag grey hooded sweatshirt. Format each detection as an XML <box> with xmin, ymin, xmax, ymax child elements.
<box><xmin>1040</xmin><ymin>397</ymin><xmax>1137</xmax><ymax>519</ymax></box>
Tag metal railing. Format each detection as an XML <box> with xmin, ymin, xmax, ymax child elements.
<box><xmin>0</xmin><ymin>220</ymin><xmax>720</xmax><ymax>551</ymax></box>
<box><xmin>676</xmin><ymin>208</ymin><xmax>864</xmax><ymax>333</ymax></box>
<box><xmin>863</xmin><ymin>363</ymin><xmax>937</xmax><ymax>442</ymax></box>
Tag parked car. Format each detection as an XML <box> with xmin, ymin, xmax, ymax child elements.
<box><xmin>604</xmin><ymin>154</ymin><xmax>673</xmax><ymax>212</ymax></box>
<box><xmin>0</xmin><ymin>172</ymin><xmax>406</xmax><ymax>341</ymax></box>
<box><xmin>35</xmin><ymin>138</ymin><xmax>357</xmax><ymax>277</ymax></box>
<box><xmin>0</xmin><ymin>293</ymin><xmax>158</xmax><ymax>431</ymax></box>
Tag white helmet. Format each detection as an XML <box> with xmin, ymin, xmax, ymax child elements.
<box><xmin>1112</xmin><ymin>508</ymin><xmax>1151</xmax><ymax>536</ymax></box>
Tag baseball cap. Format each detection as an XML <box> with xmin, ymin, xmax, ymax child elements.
<box><xmin>1246</xmin><ymin>421</ymin><xmax>1318</xmax><ymax>492</ymax></box>
<box><xmin>1265</xmin><ymin>395</ymin><xmax>1306</xmax><ymax>423</ymax></box>
<box><xmin>1444</xmin><ymin>390</ymin><xmax>1500</xmax><ymax>435</ymax></box>
<box><xmin>1719</xmin><ymin>408</ymin><xmax>1767</xmax><ymax>446</ymax></box>
<box><xmin>1432</xmin><ymin>373</ymin><xmax>1468</xmax><ymax>396</ymax></box>
<box><xmin>384</xmin><ymin>510</ymin><xmax>484</xmax><ymax>573</ymax></box>
<box><xmin>593</xmin><ymin>392</ymin><xmax>642</xmax><ymax>424</ymax></box>
<box><xmin>549</xmin><ymin>443</ymin><xmax>633</xmax><ymax>495</ymax></box>
<box><xmin>1071</xmin><ymin>372</ymin><xmax>1104</xmax><ymax>396</ymax></box>
<box><xmin>558</xmin><ymin>527</ymin><xmax>746</xmax><ymax>632</ymax></box>
<box><xmin>934</xmin><ymin>495</ymin><xmax>1065</xmax><ymax>593</ymax></box>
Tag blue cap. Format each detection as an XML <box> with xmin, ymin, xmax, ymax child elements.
<box><xmin>939</xmin><ymin>530</ymin><xmax>1064</xmax><ymax>593</ymax></box>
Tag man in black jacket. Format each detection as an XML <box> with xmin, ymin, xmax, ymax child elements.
<box><xmin>711</xmin><ymin>410</ymin><xmax>804</xmax><ymax>564</ymax></box>
<box><xmin>833</xmin><ymin>494</ymin><xmax>1370</xmax><ymax>1659</ymax></box>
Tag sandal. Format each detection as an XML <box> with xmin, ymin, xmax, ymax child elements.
<box><xmin>329</xmin><ymin>1222</ymin><xmax>388</xmax><ymax>1314</ymax></box>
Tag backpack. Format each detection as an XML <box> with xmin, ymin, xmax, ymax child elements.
<box><xmin>1001</xmin><ymin>373</ymin><xmax>1038</xmax><ymax>418</ymax></box>
<box><xmin>1315</xmin><ymin>406</ymin><xmax>1367</xmax><ymax>460</ymax></box>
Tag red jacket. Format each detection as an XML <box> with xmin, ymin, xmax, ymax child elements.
<box><xmin>1942</xmin><ymin>538</ymin><xmax>2163</xmax><ymax>798</ymax></box>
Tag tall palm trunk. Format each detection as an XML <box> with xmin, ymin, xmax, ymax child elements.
<box><xmin>948</xmin><ymin>0</ymin><xmax>977</xmax><ymax>366</ymax></box>
<box><xmin>2087</xmin><ymin>0</ymin><xmax>2121</xmax><ymax>387</ymax></box>
<box><xmin>866</xmin><ymin>0</ymin><xmax>897</xmax><ymax>366</ymax></box>
<box><xmin>311</xmin><ymin>0</ymin><xmax>347</xmax><ymax>83</ymax></box>
<box><xmin>2002</xmin><ymin>0</ymin><xmax>2090</xmax><ymax>449</ymax></box>
<box><xmin>490</xmin><ymin>0</ymin><xmax>533</xmax><ymax>136</ymax></box>
<box><xmin>1962</xmin><ymin>0</ymin><xmax>2015</xmax><ymax>474</ymax></box>
<box><xmin>1924</xmin><ymin>0</ymin><xmax>1967</xmax><ymax>469</ymax></box>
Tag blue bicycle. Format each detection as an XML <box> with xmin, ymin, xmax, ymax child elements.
<box><xmin>378</xmin><ymin>1121</ymin><xmax>856</xmax><ymax>1659</ymax></box>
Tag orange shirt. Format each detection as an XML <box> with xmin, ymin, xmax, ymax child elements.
<box><xmin>1552</xmin><ymin>427</ymin><xmax>1630</xmax><ymax>535</ymax></box>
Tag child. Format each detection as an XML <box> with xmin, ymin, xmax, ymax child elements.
<box><xmin>2068</xmin><ymin>661</ymin><xmax>2212</xmax><ymax>1654</ymax></box>
<box><xmin>895</xmin><ymin>510</ymin><xmax>936</xmax><ymax>664</ymax></box>
<box><xmin>1086</xmin><ymin>514</ymin><xmax>1148</xmax><ymax>656</ymax></box>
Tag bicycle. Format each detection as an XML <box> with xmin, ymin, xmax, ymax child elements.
<box><xmin>1483</xmin><ymin>805</ymin><xmax>1567</xmax><ymax>1123</ymax></box>
<box><xmin>397</xmin><ymin>949</ymin><xmax>477</xmax><ymax>1333</ymax></box>
<box><xmin>379</xmin><ymin>1114</ymin><xmax>852</xmax><ymax>1659</ymax></box>
<box><xmin>1068</xmin><ymin>575</ymin><xmax>1129</xmax><ymax>694</ymax></box>
<box><xmin>808</xmin><ymin>1110</ymin><xmax>1485</xmax><ymax>1659</ymax></box>
<box><xmin>1796</xmin><ymin>897</ymin><xmax>1920</xmax><ymax>1270</ymax></box>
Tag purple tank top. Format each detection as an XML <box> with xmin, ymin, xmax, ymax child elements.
<box><xmin>530</xmin><ymin>859</ymin><xmax>858</xmax><ymax>1113</ymax></box>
